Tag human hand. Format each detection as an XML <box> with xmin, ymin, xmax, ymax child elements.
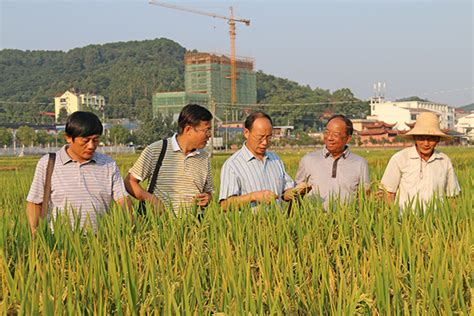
<box><xmin>194</xmin><ymin>193</ymin><xmax>211</xmax><ymax>207</ymax></box>
<box><xmin>282</xmin><ymin>182</ymin><xmax>312</xmax><ymax>201</ymax></box>
<box><xmin>294</xmin><ymin>182</ymin><xmax>312</xmax><ymax>196</ymax></box>
<box><xmin>374</xmin><ymin>189</ymin><xmax>385</xmax><ymax>199</ymax></box>
<box><xmin>251</xmin><ymin>190</ymin><xmax>278</xmax><ymax>203</ymax></box>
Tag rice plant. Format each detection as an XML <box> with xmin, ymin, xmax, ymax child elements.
<box><xmin>0</xmin><ymin>147</ymin><xmax>472</xmax><ymax>314</ymax></box>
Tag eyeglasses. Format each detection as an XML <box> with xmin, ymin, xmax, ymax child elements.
<box><xmin>323</xmin><ymin>130</ymin><xmax>347</xmax><ymax>139</ymax></box>
<box><xmin>194</xmin><ymin>127</ymin><xmax>212</xmax><ymax>136</ymax></box>
<box><xmin>251</xmin><ymin>133</ymin><xmax>272</xmax><ymax>143</ymax></box>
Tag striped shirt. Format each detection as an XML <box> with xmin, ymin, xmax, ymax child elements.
<box><xmin>380</xmin><ymin>146</ymin><xmax>460</xmax><ymax>210</ymax></box>
<box><xmin>129</xmin><ymin>134</ymin><xmax>213</xmax><ymax>214</ymax></box>
<box><xmin>219</xmin><ymin>144</ymin><xmax>295</xmax><ymax>204</ymax></box>
<box><xmin>295</xmin><ymin>146</ymin><xmax>370</xmax><ymax>206</ymax></box>
<box><xmin>27</xmin><ymin>145</ymin><xmax>128</xmax><ymax>232</ymax></box>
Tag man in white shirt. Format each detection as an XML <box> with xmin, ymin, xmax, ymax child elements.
<box><xmin>379</xmin><ymin>112</ymin><xmax>460</xmax><ymax>211</ymax></box>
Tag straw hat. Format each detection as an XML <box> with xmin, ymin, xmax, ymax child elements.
<box><xmin>403</xmin><ymin>112</ymin><xmax>451</xmax><ymax>139</ymax></box>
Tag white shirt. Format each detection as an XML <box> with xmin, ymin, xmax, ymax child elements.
<box><xmin>380</xmin><ymin>146</ymin><xmax>460</xmax><ymax>210</ymax></box>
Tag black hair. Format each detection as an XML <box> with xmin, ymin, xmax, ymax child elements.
<box><xmin>327</xmin><ymin>114</ymin><xmax>354</xmax><ymax>136</ymax></box>
<box><xmin>65</xmin><ymin>111</ymin><xmax>103</xmax><ymax>139</ymax></box>
<box><xmin>244</xmin><ymin>111</ymin><xmax>273</xmax><ymax>131</ymax></box>
<box><xmin>177</xmin><ymin>104</ymin><xmax>213</xmax><ymax>135</ymax></box>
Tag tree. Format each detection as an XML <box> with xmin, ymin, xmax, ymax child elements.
<box><xmin>56</xmin><ymin>131</ymin><xmax>67</xmax><ymax>146</ymax></box>
<box><xmin>109</xmin><ymin>125</ymin><xmax>131</xmax><ymax>145</ymax></box>
<box><xmin>135</xmin><ymin>112</ymin><xmax>176</xmax><ymax>146</ymax></box>
<box><xmin>368</xmin><ymin>137</ymin><xmax>378</xmax><ymax>145</ymax></box>
<box><xmin>332</xmin><ymin>88</ymin><xmax>356</xmax><ymax>101</ymax></box>
<box><xmin>0</xmin><ymin>128</ymin><xmax>13</xmax><ymax>146</ymax></box>
<box><xmin>16</xmin><ymin>126</ymin><xmax>37</xmax><ymax>146</ymax></box>
<box><xmin>36</xmin><ymin>130</ymin><xmax>53</xmax><ymax>146</ymax></box>
<box><xmin>394</xmin><ymin>135</ymin><xmax>406</xmax><ymax>145</ymax></box>
<box><xmin>396</xmin><ymin>96</ymin><xmax>430</xmax><ymax>102</ymax></box>
<box><xmin>57</xmin><ymin>108</ymin><xmax>69</xmax><ymax>124</ymax></box>
<box><xmin>135</xmin><ymin>98</ymin><xmax>152</xmax><ymax>121</ymax></box>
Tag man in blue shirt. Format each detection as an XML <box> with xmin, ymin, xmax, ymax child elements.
<box><xmin>219</xmin><ymin>111</ymin><xmax>310</xmax><ymax>210</ymax></box>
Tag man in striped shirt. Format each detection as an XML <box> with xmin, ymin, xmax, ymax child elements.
<box><xmin>125</xmin><ymin>104</ymin><xmax>214</xmax><ymax>214</ymax></box>
<box><xmin>26</xmin><ymin>112</ymin><xmax>131</xmax><ymax>234</ymax></box>
<box><xmin>219</xmin><ymin>111</ymin><xmax>310</xmax><ymax>210</ymax></box>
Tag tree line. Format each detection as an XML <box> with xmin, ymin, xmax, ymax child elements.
<box><xmin>1</xmin><ymin>37</ymin><xmax>369</xmax><ymax>140</ymax></box>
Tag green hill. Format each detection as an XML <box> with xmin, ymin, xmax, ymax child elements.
<box><xmin>459</xmin><ymin>103</ymin><xmax>474</xmax><ymax>112</ymax></box>
<box><xmin>0</xmin><ymin>38</ymin><xmax>368</xmax><ymax>127</ymax></box>
<box><xmin>0</xmin><ymin>38</ymin><xmax>185</xmax><ymax>104</ymax></box>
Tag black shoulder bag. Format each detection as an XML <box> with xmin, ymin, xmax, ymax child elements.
<box><xmin>137</xmin><ymin>139</ymin><xmax>167</xmax><ymax>215</ymax></box>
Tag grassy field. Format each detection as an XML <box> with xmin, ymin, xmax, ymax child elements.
<box><xmin>0</xmin><ymin>147</ymin><xmax>472</xmax><ymax>314</ymax></box>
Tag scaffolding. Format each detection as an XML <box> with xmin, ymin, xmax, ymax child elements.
<box><xmin>152</xmin><ymin>52</ymin><xmax>257</xmax><ymax>121</ymax></box>
<box><xmin>185</xmin><ymin>53</ymin><xmax>256</xmax><ymax>106</ymax></box>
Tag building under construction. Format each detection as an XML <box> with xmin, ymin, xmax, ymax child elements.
<box><xmin>152</xmin><ymin>52</ymin><xmax>257</xmax><ymax>120</ymax></box>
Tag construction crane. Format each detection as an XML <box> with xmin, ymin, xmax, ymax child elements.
<box><xmin>148</xmin><ymin>0</ymin><xmax>250</xmax><ymax>105</ymax></box>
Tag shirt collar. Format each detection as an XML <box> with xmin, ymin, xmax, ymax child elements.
<box><xmin>409</xmin><ymin>145</ymin><xmax>442</xmax><ymax>162</ymax></box>
<box><xmin>241</xmin><ymin>142</ymin><xmax>268</xmax><ymax>162</ymax></box>
<box><xmin>171</xmin><ymin>133</ymin><xmax>201</xmax><ymax>157</ymax></box>
<box><xmin>58</xmin><ymin>145</ymin><xmax>98</xmax><ymax>165</ymax></box>
<box><xmin>322</xmin><ymin>145</ymin><xmax>350</xmax><ymax>159</ymax></box>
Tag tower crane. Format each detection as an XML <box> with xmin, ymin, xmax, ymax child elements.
<box><xmin>148</xmin><ymin>0</ymin><xmax>250</xmax><ymax>105</ymax></box>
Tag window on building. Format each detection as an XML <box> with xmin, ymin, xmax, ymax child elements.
<box><xmin>411</xmin><ymin>114</ymin><xmax>417</xmax><ymax>121</ymax></box>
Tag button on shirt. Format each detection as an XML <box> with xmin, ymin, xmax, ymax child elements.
<box><xmin>295</xmin><ymin>146</ymin><xmax>370</xmax><ymax>205</ymax></box>
<box><xmin>380</xmin><ymin>146</ymin><xmax>460</xmax><ymax>210</ymax></box>
<box><xmin>219</xmin><ymin>144</ymin><xmax>295</xmax><ymax>203</ymax></box>
<box><xmin>27</xmin><ymin>145</ymin><xmax>128</xmax><ymax>231</ymax></box>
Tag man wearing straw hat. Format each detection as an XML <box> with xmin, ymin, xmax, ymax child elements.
<box><xmin>379</xmin><ymin>112</ymin><xmax>460</xmax><ymax>210</ymax></box>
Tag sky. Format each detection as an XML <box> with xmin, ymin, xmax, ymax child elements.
<box><xmin>1</xmin><ymin>0</ymin><xmax>473</xmax><ymax>106</ymax></box>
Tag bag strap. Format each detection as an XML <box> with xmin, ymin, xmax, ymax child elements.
<box><xmin>41</xmin><ymin>153</ymin><xmax>56</xmax><ymax>217</ymax></box>
<box><xmin>147</xmin><ymin>139</ymin><xmax>168</xmax><ymax>193</ymax></box>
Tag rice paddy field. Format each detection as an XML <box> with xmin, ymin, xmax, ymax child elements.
<box><xmin>0</xmin><ymin>147</ymin><xmax>472</xmax><ymax>314</ymax></box>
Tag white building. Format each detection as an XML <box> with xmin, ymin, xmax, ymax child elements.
<box><xmin>455</xmin><ymin>112</ymin><xmax>474</xmax><ymax>141</ymax></box>
<box><xmin>54</xmin><ymin>90</ymin><xmax>105</xmax><ymax>122</ymax></box>
<box><xmin>369</xmin><ymin>97</ymin><xmax>455</xmax><ymax>130</ymax></box>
